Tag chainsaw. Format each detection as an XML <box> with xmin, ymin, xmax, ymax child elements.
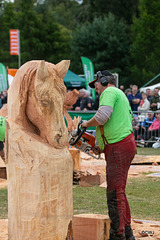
<box><xmin>68</xmin><ymin>121</ymin><xmax>100</xmax><ymax>159</ymax></box>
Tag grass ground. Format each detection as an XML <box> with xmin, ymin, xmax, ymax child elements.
<box><xmin>73</xmin><ymin>177</ymin><xmax>160</xmax><ymax>221</ymax></box>
<box><xmin>136</xmin><ymin>147</ymin><xmax>160</xmax><ymax>155</ymax></box>
<box><xmin>0</xmin><ymin>188</ymin><xmax>8</xmax><ymax>219</ymax></box>
<box><xmin>0</xmin><ymin>175</ymin><xmax>160</xmax><ymax>220</ymax></box>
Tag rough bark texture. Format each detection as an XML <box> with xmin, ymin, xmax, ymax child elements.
<box><xmin>6</xmin><ymin>60</ymin><xmax>73</xmax><ymax>240</ymax></box>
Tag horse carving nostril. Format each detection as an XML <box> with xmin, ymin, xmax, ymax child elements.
<box><xmin>55</xmin><ymin>129</ymin><xmax>63</xmax><ymax>144</ymax></box>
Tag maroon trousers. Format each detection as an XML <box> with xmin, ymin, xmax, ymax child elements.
<box><xmin>104</xmin><ymin>133</ymin><xmax>136</xmax><ymax>235</ymax></box>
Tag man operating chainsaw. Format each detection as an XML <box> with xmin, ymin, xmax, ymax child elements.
<box><xmin>81</xmin><ymin>70</ymin><xmax>136</xmax><ymax>240</ymax></box>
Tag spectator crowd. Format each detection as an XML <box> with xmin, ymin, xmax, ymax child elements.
<box><xmin>124</xmin><ymin>84</ymin><xmax>160</xmax><ymax>146</ymax></box>
<box><xmin>0</xmin><ymin>89</ymin><xmax>7</xmax><ymax>109</ymax></box>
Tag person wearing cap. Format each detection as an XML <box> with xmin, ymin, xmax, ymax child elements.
<box><xmin>0</xmin><ymin>116</ymin><xmax>5</xmax><ymax>160</ymax></box>
<box><xmin>81</xmin><ymin>70</ymin><xmax>136</xmax><ymax>240</ymax></box>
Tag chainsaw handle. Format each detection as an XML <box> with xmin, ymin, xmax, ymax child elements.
<box><xmin>70</xmin><ymin>127</ymin><xmax>86</xmax><ymax>146</ymax></box>
<box><xmin>70</xmin><ymin>120</ymin><xmax>86</xmax><ymax>146</ymax></box>
<box><xmin>78</xmin><ymin>120</ymin><xmax>86</xmax><ymax>132</ymax></box>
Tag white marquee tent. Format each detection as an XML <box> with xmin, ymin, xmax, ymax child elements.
<box><xmin>140</xmin><ymin>82</ymin><xmax>160</xmax><ymax>93</ymax></box>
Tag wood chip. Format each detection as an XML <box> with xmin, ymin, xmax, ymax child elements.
<box><xmin>133</xmin><ymin>220</ymin><xmax>143</xmax><ymax>224</ymax></box>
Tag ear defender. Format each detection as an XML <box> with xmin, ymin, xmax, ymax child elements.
<box><xmin>99</xmin><ymin>76</ymin><xmax>108</xmax><ymax>86</ymax></box>
<box><xmin>96</xmin><ymin>70</ymin><xmax>111</xmax><ymax>86</ymax></box>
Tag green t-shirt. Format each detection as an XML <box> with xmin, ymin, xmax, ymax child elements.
<box><xmin>0</xmin><ymin>116</ymin><xmax>5</xmax><ymax>141</ymax></box>
<box><xmin>96</xmin><ymin>87</ymin><xmax>133</xmax><ymax>150</ymax></box>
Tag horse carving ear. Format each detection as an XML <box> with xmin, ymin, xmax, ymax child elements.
<box><xmin>36</xmin><ymin>60</ymin><xmax>49</xmax><ymax>82</ymax></box>
<box><xmin>56</xmin><ymin>60</ymin><xmax>70</xmax><ymax>79</ymax></box>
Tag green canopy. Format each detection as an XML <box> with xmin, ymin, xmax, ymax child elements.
<box><xmin>64</xmin><ymin>70</ymin><xmax>85</xmax><ymax>88</ymax></box>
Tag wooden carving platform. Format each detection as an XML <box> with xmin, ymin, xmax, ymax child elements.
<box><xmin>132</xmin><ymin>155</ymin><xmax>160</xmax><ymax>164</ymax></box>
<box><xmin>0</xmin><ymin>157</ymin><xmax>7</xmax><ymax>179</ymax></box>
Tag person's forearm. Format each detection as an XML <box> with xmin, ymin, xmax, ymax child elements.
<box><xmin>82</xmin><ymin>116</ymin><xmax>100</xmax><ymax>129</ymax></box>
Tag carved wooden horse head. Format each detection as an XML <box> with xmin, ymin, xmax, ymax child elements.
<box><xmin>8</xmin><ymin>60</ymin><xmax>70</xmax><ymax>148</ymax></box>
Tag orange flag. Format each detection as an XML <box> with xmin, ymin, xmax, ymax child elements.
<box><xmin>10</xmin><ymin>29</ymin><xmax>19</xmax><ymax>55</ymax></box>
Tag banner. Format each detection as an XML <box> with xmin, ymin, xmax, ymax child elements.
<box><xmin>81</xmin><ymin>56</ymin><xmax>95</xmax><ymax>100</ymax></box>
<box><xmin>10</xmin><ymin>29</ymin><xmax>19</xmax><ymax>55</ymax></box>
<box><xmin>8</xmin><ymin>69</ymin><xmax>18</xmax><ymax>86</ymax></box>
<box><xmin>0</xmin><ymin>63</ymin><xmax>7</xmax><ymax>92</ymax></box>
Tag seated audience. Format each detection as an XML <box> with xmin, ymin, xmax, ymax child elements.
<box><xmin>148</xmin><ymin>110</ymin><xmax>160</xmax><ymax>133</ymax></box>
<box><xmin>132</xmin><ymin>113</ymin><xmax>140</xmax><ymax>140</ymax></box>
<box><xmin>138</xmin><ymin>111</ymin><xmax>156</xmax><ymax>140</ymax></box>
<box><xmin>145</xmin><ymin>110</ymin><xmax>160</xmax><ymax>145</ymax></box>
<box><xmin>141</xmin><ymin>111</ymin><xmax>156</xmax><ymax>130</ymax></box>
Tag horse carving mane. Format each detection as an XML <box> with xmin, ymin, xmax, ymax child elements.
<box><xmin>8</xmin><ymin>60</ymin><xmax>70</xmax><ymax>148</ymax></box>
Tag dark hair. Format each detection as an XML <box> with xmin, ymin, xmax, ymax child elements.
<box><xmin>105</xmin><ymin>75</ymin><xmax>116</xmax><ymax>86</ymax></box>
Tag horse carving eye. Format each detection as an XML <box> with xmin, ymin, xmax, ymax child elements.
<box><xmin>41</xmin><ymin>100</ymin><xmax>50</xmax><ymax>107</ymax></box>
<box><xmin>40</xmin><ymin>95</ymin><xmax>50</xmax><ymax>107</ymax></box>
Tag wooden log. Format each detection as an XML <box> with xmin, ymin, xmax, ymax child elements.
<box><xmin>6</xmin><ymin>120</ymin><xmax>73</xmax><ymax>240</ymax></box>
<box><xmin>6</xmin><ymin>60</ymin><xmax>73</xmax><ymax>240</ymax></box>
<box><xmin>0</xmin><ymin>103</ymin><xmax>8</xmax><ymax>118</ymax></box>
<box><xmin>69</xmin><ymin>148</ymin><xmax>81</xmax><ymax>170</ymax></box>
<box><xmin>79</xmin><ymin>175</ymin><xmax>101</xmax><ymax>187</ymax></box>
<box><xmin>73</xmin><ymin>214</ymin><xmax>110</xmax><ymax>240</ymax></box>
<box><xmin>0</xmin><ymin>167</ymin><xmax>7</xmax><ymax>179</ymax></box>
<box><xmin>0</xmin><ymin>156</ymin><xmax>6</xmax><ymax>167</ymax></box>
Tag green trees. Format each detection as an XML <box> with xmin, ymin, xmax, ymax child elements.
<box><xmin>88</xmin><ymin>0</ymin><xmax>139</xmax><ymax>24</ymax></box>
<box><xmin>1</xmin><ymin>0</ymin><xmax>160</xmax><ymax>88</ymax></box>
<box><xmin>0</xmin><ymin>2</ymin><xmax>19</xmax><ymax>68</ymax></box>
<box><xmin>0</xmin><ymin>0</ymin><xmax>72</xmax><ymax>68</ymax></box>
<box><xmin>18</xmin><ymin>0</ymin><xmax>72</xmax><ymax>64</ymax></box>
<box><xmin>130</xmin><ymin>0</ymin><xmax>160</xmax><ymax>85</ymax></box>
<box><xmin>70</xmin><ymin>14</ymin><xmax>130</xmax><ymax>77</ymax></box>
